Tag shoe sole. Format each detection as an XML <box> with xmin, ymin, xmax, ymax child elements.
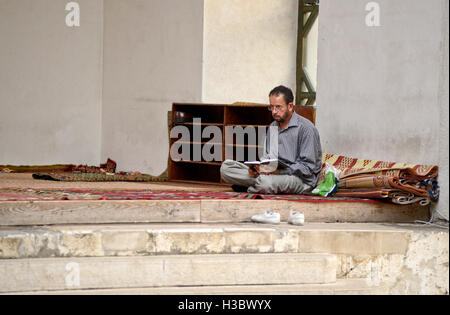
<box><xmin>288</xmin><ymin>216</ymin><xmax>305</xmax><ymax>226</ymax></box>
<box><xmin>251</xmin><ymin>218</ymin><xmax>280</xmax><ymax>224</ymax></box>
<box><xmin>288</xmin><ymin>221</ymin><xmax>304</xmax><ymax>226</ymax></box>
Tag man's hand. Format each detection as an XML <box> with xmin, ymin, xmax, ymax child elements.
<box><xmin>259</xmin><ymin>164</ymin><xmax>280</xmax><ymax>175</ymax></box>
<box><xmin>248</xmin><ymin>165</ymin><xmax>260</xmax><ymax>177</ymax></box>
<box><xmin>248</xmin><ymin>165</ymin><xmax>280</xmax><ymax>177</ymax></box>
<box><xmin>260</xmin><ymin>169</ymin><xmax>281</xmax><ymax>175</ymax></box>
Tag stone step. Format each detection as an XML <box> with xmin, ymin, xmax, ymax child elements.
<box><xmin>1</xmin><ymin>223</ymin><xmax>448</xmax><ymax>294</ymax></box>
<box><xmin>3</xmin><ymin>279</ymin><xmax>388</xmax><ymax>295</ymax></box>
<box><xmin>0</xmin><ymin>222</ymin><xmax>419</xmax><ymax>259</ymax></box>
<box><xmin>0</xmin><ymin>253</ymin><xmax>337</xmax><ymax>293</ymax></box>
<box><xmin>0</xmin><ymin>198</ymin><xmax>429</xmax><ymax>226</ymax></box>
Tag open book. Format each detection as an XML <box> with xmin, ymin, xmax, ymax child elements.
<box><xmin>244</xmin><ymin>159</ymin><xmax>288</xmax><ymax>170</ymax></box>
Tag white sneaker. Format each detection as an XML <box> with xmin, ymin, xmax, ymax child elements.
<box><xmin>288</xmin><ymin>211</ymin><xmax>305</xmax><ymax>226</ymax></box>
<box><xmin>251</xmin><ymin>210</ymin><xmax>280</xmax><ymax>224</ymax></box>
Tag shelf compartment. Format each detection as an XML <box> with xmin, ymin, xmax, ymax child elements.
<box><xmin>174</xmin><ymin>122</ymin><xmax>224</xmax><ymax>126</ymax></box>
<box><xmin>225</xmin><ymin>124</ymin><xmax>270</xmax><ymax>127</ymax></box>
<box><xmin>170</xmin><ymin>124</ymin><xmax>224</xmax><ymax>145</ymax></box>
<box><xmin>225</xmin><ymin>106</ymin><xmax>273</xmax><ymax>126</ymax></box>
<box><xmin>225</xmin><ymin>143</ymin><xmax>264</xmax><ymax>149</ymax></box>
<box><xmin>169</xmin><ymin>161</ymin><xmax>221</xmax><ymax>183</ymax></box>
<box><xmin>172</xmin><ymin>160</ymin><xmax>221</xmax><ymax>166</ymax></box>
<box><xmin>172</xmin><ymin>103</ymin><xmax>225</xmax><ymax>125</ymax></box>
<box><xmin>169</xmin><ymin>141</ymin><xmax>222</xmax><ymax>165</ymax></box>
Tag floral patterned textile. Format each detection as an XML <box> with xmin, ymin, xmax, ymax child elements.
<box><xmin>320</xmin><ymin>153</ymin><xmax>439</xmax><ymax>205</ymax></box>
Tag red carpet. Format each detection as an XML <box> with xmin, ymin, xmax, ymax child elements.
<box><xmin>0</xmin><ymin>188</ymin><xmax>380</xmax><ymax>203</ymax></box>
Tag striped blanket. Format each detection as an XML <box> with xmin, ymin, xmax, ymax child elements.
<box><xmin>320</xmin><ymin>153</ymin><xmax>439</xmax><ymax>206</ymax></box>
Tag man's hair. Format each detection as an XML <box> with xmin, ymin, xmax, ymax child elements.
<box><xmin>269</xmin><ymin>85</ymin><xmax>294</xmax><ymax>105</ymax></box>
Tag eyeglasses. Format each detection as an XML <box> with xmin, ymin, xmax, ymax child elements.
<box><xmin>267</xmin><ymin>105</ymin><xmax>285</xmax><ymax>112</ymax></box>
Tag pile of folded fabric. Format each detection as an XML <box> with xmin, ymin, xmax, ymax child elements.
<box><xmin>0</xmin><ymin>167</ymin><xmax>13</xmax><ymax>173</ymax></box>
<box><xmin>32</xmin><ymin>158</ymin><xmax>168</xmax><ymax>182</ymax></box>
<box><xmin>319</xmin><ymin>154</ymin><xmax>439</xmax><ymax>206</ymax></box>
<box><xmin>70</xmin><ymin>158</ymin><xmax>117</xmax><ymax>174</ymax></box>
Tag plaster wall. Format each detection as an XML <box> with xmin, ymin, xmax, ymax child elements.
<box><xmin>316</xmin><ymin>0</ymin><xmax>448</xmax><ymax>220</ymax></box>
<box><xmin>202</xmin><ymin>0</ymin><xmax>300</xmax><ymax>104</ymax></box>
<box><xmin>101</xmin><ymin>0</ymin><xmax>204</xmax><ymax>175</ymax></box>
<box><xmin>0</xmin><ymin>0</ymin><xmax>103</xmax><ymax>165</ymax></box>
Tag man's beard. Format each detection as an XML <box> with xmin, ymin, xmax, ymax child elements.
<box><xmin>273</xmin><ymin>111</ymin><xmax>290</xmax><ymax>123</ymax></box>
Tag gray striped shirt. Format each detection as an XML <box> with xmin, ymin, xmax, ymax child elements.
<box><xmin>263</xmin><ymin>111</ymin><xmax>323</xmax><ymax>187</ymax></box>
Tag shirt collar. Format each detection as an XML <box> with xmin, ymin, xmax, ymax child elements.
<box><xmin>278</xmin><ymin>111</ymin><xmax>300</xmax><ymax>131</ymax></box>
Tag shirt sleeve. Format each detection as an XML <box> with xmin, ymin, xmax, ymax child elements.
<box><xmin>279</xmin><ymin>125</ymin><xmax>321</xmax><ymax>182</ymax></box>
<box><xmin>260</xmin><ymin>125</ymin><xmax>278</xmax><ymax>160</ymax></box>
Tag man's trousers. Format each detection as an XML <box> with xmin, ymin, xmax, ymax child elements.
<box><xmin>220</xmin><ymin>160</ymin><xmax>312</xmax><ymax>194</ymax></box>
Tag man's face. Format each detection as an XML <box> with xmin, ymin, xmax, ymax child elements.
<box><xmin>269</xmin><ymin>94</ymin><xmax>293</xmax><ymax>123</ymax></box>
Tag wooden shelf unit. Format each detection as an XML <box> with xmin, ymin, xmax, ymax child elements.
<box><xmin>168</xmin><ymin>103</ymin><xmax>315</xmax><ymax>184</ymax></box>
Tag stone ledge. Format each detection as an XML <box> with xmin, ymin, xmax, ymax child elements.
<box><xmin>0</xmin><ymin>198</ymin><xmax>429</xmax><ymax>226</ymax></box>
<box><xmin>0</xmin><ymin>253</ymin><xmax>337</xmax><ymax>293</ymax></box>
<box><xmin>0</xmin><ymin>223</ymin><xmax>433</xmax><ymax>259</ymax></box>
<box><xmin>1</xmin><ymin>279</ymin><xmax>388</xmax><ymax>295</ymax></box>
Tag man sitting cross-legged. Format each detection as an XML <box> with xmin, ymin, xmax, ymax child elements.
<box><xmin>220</xmin><ymin>85</ymin><xmax>323</xmax><ymax>195</ymax></box>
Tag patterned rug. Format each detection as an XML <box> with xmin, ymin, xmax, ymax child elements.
<box><xmin>1</xmin><ymin>158</ymin><xmax>168</xmax><ymax>182</ymax></box>
<box><xmin>32</xmin><ymin>172</ymin><xmax>168</xmax><ymax>182</ymax></box>
<box><xmin>321</xmin><ymin>153</ymin><xmax>439</xmax><ymax>206</ymax></box>
<box><xmin>0</xmin><ymin>164</ymin><xmax>73</xmax><ymax>173</ymax></box>
<box><xmin>321</xmin><ymin>153</ymin><xmax>438</xmax><ymax>180</ymax></box>
<box><xmin>0</xmin><ymin>188</ymin><xmax>379</xmax><ymax>203</ymax></box>
<box><xmin>30</xmin><ymin>158</ymin><xmax>168</xmax><ymax>182</ymax></box>
<box><xmin>4</xmin><ymin>154</ymin><xmax>438</xmax><ymax>206</ymax></box>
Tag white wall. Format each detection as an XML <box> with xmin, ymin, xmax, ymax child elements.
<box><xmin>436</xmin><ymin>0</ymin><xmax>449</xmax><ymax>221</ymax></box>
<box><xmin>101</xmin><ymin>0</ymin><xmax>204</xmax><ymax>175</ymax></box>
<box><xmin>316</xmin><ymin>0</ymin><xmax>448</xmax><ymax>220</ymax></box>
<box><xmin>0</xmin><ymin>0</ymin><xmax>103</xmax><ymax>165</ymax></box>
<box><xmin>202</xmin><ymin>0</ymin><xmax>299</xmax><ymax>104</ymax></box>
